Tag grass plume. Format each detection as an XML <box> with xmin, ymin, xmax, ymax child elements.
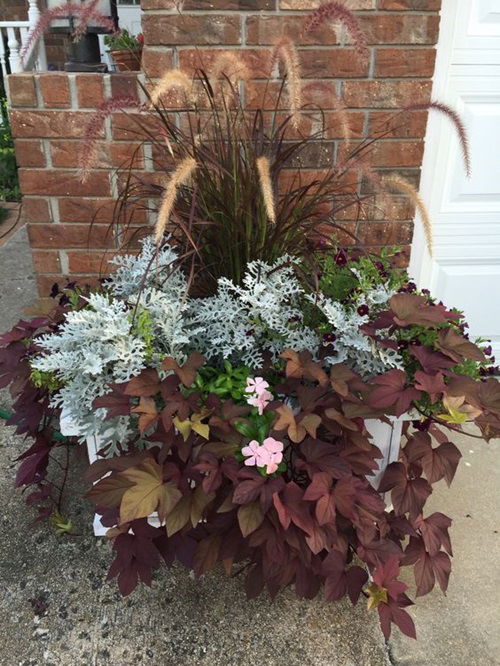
<box><xmin>384</xmin><ymin>175</ymin><xmax>433</xmax><ymax>256</ymax></box>
<box><xmin>303</xmin><ymin>2</ymin><xmax>369</xmax><ymax>64</ymax></box>
<box><xmin>79</xmin><ymin>96</ymin><xmax>140</xmax><ymax>182</ymax></box>
<box><xmin>256</xmin><ymin>157</ymin><xmax>276</xmax><ymax>224</ymax></box>
<box><xmin>155</xmin><ymin>156</ymin><xmax>197</xmax><ymax>244</ymax></box>
<box><xmin>404</xmin><ymin>101</ymin><xmax>471</xmax><ymax>178</ymax></box>
<box><xmin>210</xmin><ymin>51</ymin><xmax>251</xmax><ymax>86</ymax></box>
<box><xmin>149</xmin><ymin>70</ymin><xmax>193</xmax><ymax>107</ymax></box>
<box><xmin>271</xmin><ymin>36</ymin><xmax>303</xmax><ymax>128</ymax></box>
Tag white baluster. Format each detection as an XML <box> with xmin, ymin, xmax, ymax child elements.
<box><xmin>7</xmin><ymin>26</ymin><xmax>21</xmax><ymax>73</ymax></box>
<box><xmin>0</xmin><ymin>28</ymin><xmax>7</xmax><ymax>80</ymax></box>
<box><xmin>25</xmin><ymin>0</ymin><xmax>47</xmax><ymax>71</ymax></box>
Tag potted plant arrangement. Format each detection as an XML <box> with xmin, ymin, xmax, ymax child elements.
<box><xmin>104</xmin><ymin>29</ymin><xmax>143</xmax><ymax>71</ymax></box>
<box><xmin>2</xmin><ymin>3</ymin><xmax>499</xmax><ymax>642</ymax></box>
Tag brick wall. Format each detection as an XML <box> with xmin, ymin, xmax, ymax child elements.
<box><xmin>9</xmin><ymin>0</ymin><xmax>442</xmax><ymax>296</ymax></box>
<box><xmin>8</xmin><ymin>72</ymin><xmax>147</xmax><ymax>295</ymax></box>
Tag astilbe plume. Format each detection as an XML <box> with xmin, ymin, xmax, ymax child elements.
<box><xmin>303</xmin><ymin>1</ymin><xmax>370</xmax><ymax>64</ymax></box>
<box><xmin>78</xmin><ymin>96</ymin><xmax>140</xmax><ymax>182</ymax></box>
<box><xmin>149</xmin><ymin>69</ymin><xmax>193</xmax><ymax>107</ymax></box>
<box><xmin>20</xmin><ymin>0</ymin><xmax>116</xmax><ymax>64</ymax></box>
<box><xmin>405</xmin><ymin>101</ymin><xmax>472</xmax><ymax>178</ymax></box>
<box><xmin>256</xmin><ymin>156</ymin><xmax>276</xmax><ymax>224</ymax></box>
<box><xmin>271</xmin><ymin>36</ymin><xmax>303</xmax><ymax>128</ymax></box>
<box><xmin>155</xmin><ymin>156</ymin><xmax>198</xmax><ymax>244</ymax></box>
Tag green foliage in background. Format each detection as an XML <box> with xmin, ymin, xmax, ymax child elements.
<box><xmin>0</xmin><ymin>98</ymin><xmax>20</xmax><ymax>202</ymax></box>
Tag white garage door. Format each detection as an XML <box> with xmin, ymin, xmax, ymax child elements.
<box><xmin>410</xmin><ymin>0</ymin><xmax>500</xmax><ymax>358</ymax></box>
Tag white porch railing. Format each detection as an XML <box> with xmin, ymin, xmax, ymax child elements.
<box><xmin>0</xmin><ymin>0</ymin><xmax>47</xmax><ymax>80</ymax></box>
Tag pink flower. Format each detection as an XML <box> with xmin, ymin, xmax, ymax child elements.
<box><xmin>245</xmin><ymin>377</ymin><xmax>270</xmax><ymax>395</ymax></box>
<box><xmin>259</xmin><ymin>437</ymin><xmax>284</xmax><ymax>474</ymax></box>
<box><xmin>241</xmin><ymin>440</ymin><xmax>265</xmax><ymax>467</ymax></box>
<box><xmin>247</xmin><ymin>389</ymin><xmax>273</xmax><ymax>415</ymax></box>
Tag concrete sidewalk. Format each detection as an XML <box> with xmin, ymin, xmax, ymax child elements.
<box><xmin>0</xmin><ymin>227</ymin><xmax>499</xmax><ymax>665</ymax></box>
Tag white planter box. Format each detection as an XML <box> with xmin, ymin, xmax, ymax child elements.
<box><xmin>60</xmin><ymin>412</ymin><xmax>410</xmax><ymax>536</ymax></box>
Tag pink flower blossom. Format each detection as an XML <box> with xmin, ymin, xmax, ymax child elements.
<box><xmin>241</xmin><ymin>440</ymin><xmax>265</xmax><ymax>467</ymax></box>
<box><xmin>245</xmin><ymin>377</ymin><xmax>270</xmax><ymax>395</ymax></box>
<box><xmin>247</xmin><ymin>389</ymin><xmax>273</xmax><ymax>415</ymax></box>
<box><xmin>259</xmin><ymin>437</ymin><xmax>284</xmax><ymax>474</ymax></box>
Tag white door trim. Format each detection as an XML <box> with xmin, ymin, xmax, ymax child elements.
<box><xmin>409</xmin><ymin>0</ymin><xmax>459</xmax><ymax>290</ymax></box>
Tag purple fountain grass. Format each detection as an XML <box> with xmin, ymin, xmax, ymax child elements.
<box><xmin>404</xmin><ymin>101</ymin><xmax>472</xmax><ymax>178</ymax></box>
<box><xmin>20</xmin><ymin>0</ymin><xmax>116</xmax><ymax>65</ymax></box>
<box><xmin>271</xmin><ymin>36</ymin><xmax>303</xmax><ymax>128</ymax></box>
<box><xmin>303</xmin><ymin>1</ymin><xmax>369</xmax><ymax>64</ymax></box>
<box><xmin>78</xmin><ymin>96</ymin><xmax>141</xmax><ymax>183</ymax></box>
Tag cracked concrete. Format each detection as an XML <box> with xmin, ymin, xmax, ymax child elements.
<box><xmin>0</xmin><ymin>226</ymin><xmax>499</xmax><ymax>666</ymax></box>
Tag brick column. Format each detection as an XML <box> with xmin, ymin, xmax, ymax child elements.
<box><xmin>8</xmin><ymin>72</ymin><xmax>147</xmax><ymax>294</ymax></box>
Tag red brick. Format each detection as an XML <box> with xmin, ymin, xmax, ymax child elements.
<box><xmin>247</xmin><ymin>80</ymin><xmax>339</xmax><ymax>110</ymax></box>
<box><xmin>7</xmin><ymin>74</ymin><xmax>36</xmax><ymax>107</ymax></box>
<box><xmin>359</xmin><ymin>15</ymin><xmax>440</xmax><ymax>45</ymax></box>
<box><xmin>13</xmin><ymin>139</ymin><xmax>45</xmax><ymax>167</ymax></box>
<box><xmin>75</xmin><ymin>74</ymin><xmax>105</xmax><ymax>108</ymax></box>
<box><xmin>32</xmin><ymin>250</ymin><xmax>61</xmax><ymax>273</ymax></box>
<box><xmin>379</xmin><ymin>0</ymin><xmax>440</xmax><ymax>9</ymax></box>
<box><xmin>58</xmin><ymin>197</ymin><xmax>148</xmax><ymax>224</ymax></box>
<box><xmin>179</xmin><ymin>48</ymin><xmax>273</xmax><ymax>79</ymax></box>
<box><xmin>356</xmin><ymin>221</ymin><xmax>413</xmax><ymax>246</ymax></box>
<box><xmin>67</xmin><ymin>251</ymin><xmax>120</xmax><ymax>274</ymax></box>
<box><xmin>280</xmin><ymin>0</ymin><xmax>375</xmax><ymax>8</ymax></box>
<box><xmin>110</xmin><ymin>73</ymin><xmax>141</xmax><ymax>101</ymax></box>
<box><xmin>342</xmin><ymin>80</ymin><xmax>432</xmax><ymax>108</ymax></box>
<box><xmin>369</xmin><ymin>110</ymin><xmax>428</xmax><ymax>138</ymax></box>
<box><xmin>247</xmin><ymin>15</ymin><xmax>339</xmax><ymax>46</ymax></box>
<box><xmin>143</xmin><ymin>15</ymin><xmax>241</xmax><ymax>46</ymax></box>
<box><xmin>39</xmin><ymin>73</ymin><xmax>71</xmax><ymax>108</ymax></box>
<box><xmin>371</xmin><ymin>140</ymin><xmax>424</xmax><ymax>167</ymax></box>
<box><xmin>28</xmin><ymin>223</ymin><xmax>115</xmax><ymax>249</ymax></box>
<box><xmin>141</xmin><ymin>48</ymin><xmax>174</xmax><ymax>79</ymax></box>
<box><xmin>143</xmin><ymin>0</ymin><xmax>273</xmax><ymax>7</ymax></box>
<box><xmin>19</xmin><ymin>170</ymin><xmax>111</xmax><ymax>197</ymax></box>
<box><xmin>22</xmin><ymin>197</ymin><xmax>52</xmax><ymax>223</ymax></box>
<box><xmin>10</xmin><ymin>111</ymin><xmax>105</xmax><ymax>139</ymax></box>
<box><xmin>112</xmin><ymin>112</ymin><xmax>162</xmax><ymax>141</ymax></box>
<box><xmin>36</xmin><ymin>275</ymin><xmax>66</xmax><ymax>296</ymax></box>
<box><xmin>50</xmin><ymin>140</ymin><xmax>144</xmax><ymax>169</ymax></box>
<box><xmin>375</xmin><ymin>48</ymin><xmax>436</xmax><ymax>77</ymax></box>
<box><xmin>299</xmin><ymin>49</ymin><xmax>369</xmax><ymax>78</ymax></box>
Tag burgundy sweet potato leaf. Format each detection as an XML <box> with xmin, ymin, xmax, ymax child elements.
<box><xmin>389</xmin><ymin>293</ymin><xmax>454</xmax><ymax>327</ymax></box>
<box><xmin>437</xmin><ymin>328</ymin><xmax>486</xmax><ymax>364</ymax></box>
<box><xmin>238</xmin><ymin>501</ymin><xmax>265</xmax><ymax>537</ymax></box>
<box><xmin>409</xmin><ymin>345</ymin><xmax>456</xmax><ymax>374</ymax></box>
<box><xmin>392</xmin><ymin>477</ymin><xmax>432</xmax><ymax>518</ymax></box>
<box><xmin>193</xmin><ymin>534</ymin><xmax>221</xmax><ymax>576</ymax></box>
<box><xmin>124</xmin><ymin>369</ymin><xmax>161</xmax><ymax>396</ymax></box>
<box><xmin>280</xmin><ymin>349</ymin><xmax>329</xmax><ymax>387</ymax></box>
<box><xmin>93</xmin><ymin>383</ymin><xmax>131</xmax><ymax>419</ymax></box>
<box><xmin>414</xmin><ymin>371</ymin><xmax>446</xmax><ymax>403</ymax></box>
<box><xmin>421</xmin><ymin>441</ymin><xmax>462</xmax><ymax>486</ymax></box>
<box><xmin>162</xmin><ymin>352</ymin><xmax>205</xmax><ymax>388</ymax></box>
<box><xmin>369</xmin><ymin>369</ymin><xmax>421</xmax><ymax>416</ymax></box>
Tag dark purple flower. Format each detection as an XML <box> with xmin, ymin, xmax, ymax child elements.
<box><xmin>323</xmin><ymin>333</ymin><xmax>337</xmax><ymax>343</ymax></box>
<box><xmin>334</xmin><ymin>249</ymin><xmax>347</xmax><ymax>267</ymax></box>
<box><xmin>484</xmin><ymin>345</ymin><xmax>492</xmax><ymax>357</ymax></box>
<box><xmin>357</xmin><ymin>304</ymin><xmax>369</xmax><ymax>317</ymax></box>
